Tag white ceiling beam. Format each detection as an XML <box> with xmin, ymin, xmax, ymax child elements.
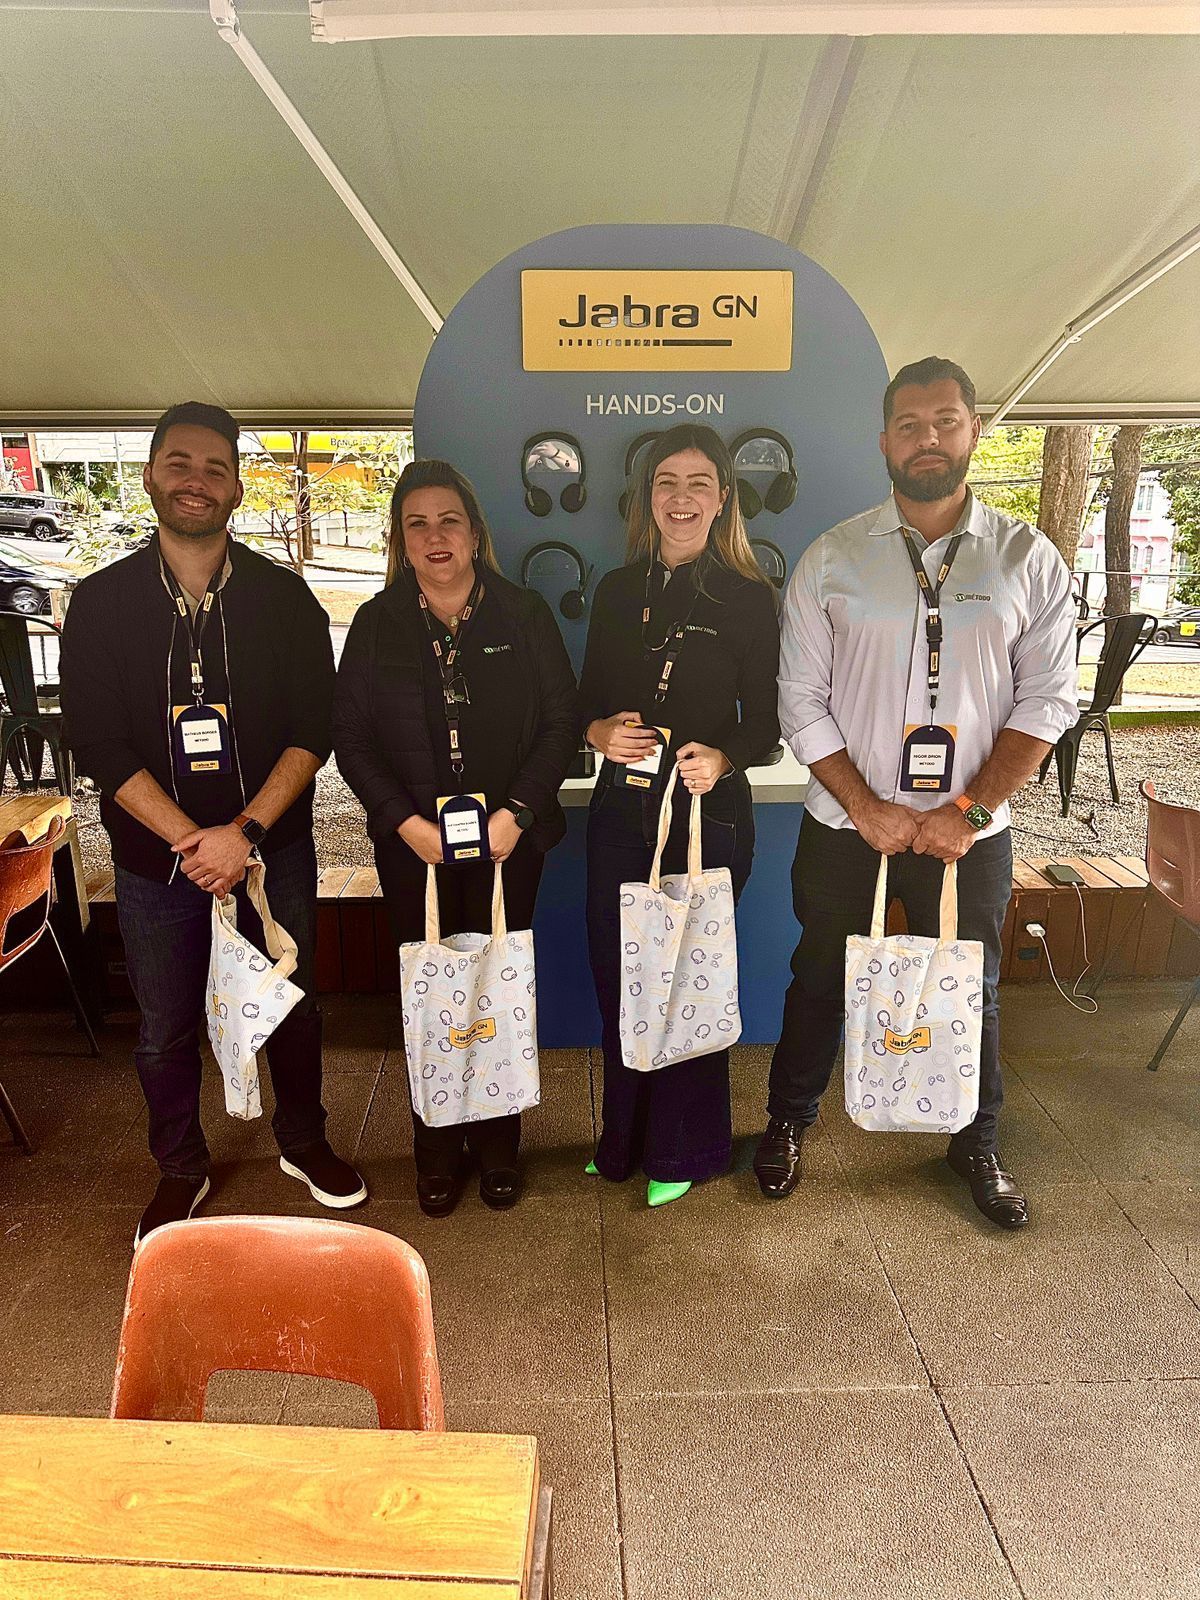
<box><xmin>767</xmin><ymin>34</ymin><xmax>864</xmax><ymax>244</ymax></box>
<box><xmin>311</xmin><ymin>1</ymin><xmax>1200</xmax><ymax>41</ymax></box>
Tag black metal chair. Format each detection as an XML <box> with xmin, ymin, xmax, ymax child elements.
<box><xmin>1039</xmin><ymin>613</ymin><xmax>1155</xmax><ymax>817</ymax></box>
<box><xmin>0</xmin><ymin>612</ymin><xmax>73</xmax><ymax>795</ymax></box>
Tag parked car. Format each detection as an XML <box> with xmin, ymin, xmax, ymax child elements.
<box><xmin>0</xmin><ymin>539</ymin><xmax>73</xmax><ymax>616</ymax></box>
<box><xmin>1152</xmin><ymin>606</ymin><xmax>1200</xmax><ymax>646</ymax></box>
<box><xmin>0</xmin><ymin>491</ymin><xmax>74</xmax><ymax>542</ymax></box>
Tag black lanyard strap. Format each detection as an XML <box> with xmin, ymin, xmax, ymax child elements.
<box><xmin>899</xmin><ymin>529</ymin><xmax>964</xmax><ymax>716</ymax></box>
<box><xmin>158</xmin><ymin>543</ymin><xmax>226</xmax><ymax>704</ymax></box>
<box><xmin>418</xmin><ymin>575</ymin><xmax>484</xmax><ymax>782</ymax></box>
<box><xmin>641</xmin><ymin>559</ymin><xmax>700</xmax><ymax>707</ymax></box>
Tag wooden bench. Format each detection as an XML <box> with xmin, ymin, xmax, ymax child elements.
<box><xmin>86</xmin><ymin>854</ymin><xmax>1188</xmax><ymax>998</ymax></box>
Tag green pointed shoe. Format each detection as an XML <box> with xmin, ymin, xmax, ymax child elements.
<box><xmin>647</xmin><ymin>1179</ymin><xmax>692</xmax><ymax>1208</ymax></box>
<box><xmin>585</xmin><ymin>1159</ymin><xmax>599</xmax><ymax>1175</ymax></box>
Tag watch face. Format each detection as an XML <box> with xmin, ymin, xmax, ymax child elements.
<box><xmin>964</xmin><ymin>802</ymin><xmax>992</xmax><ymax>830</ymax></box>
<box><xmin>511</xmin><ymin>805</ymin><xmax>535</xmax><ymax>830</ymax></box>
<box><xmin>241</xmin><ymin>818</ymin><xmax>268</xmax><ymax>845</ymax></box>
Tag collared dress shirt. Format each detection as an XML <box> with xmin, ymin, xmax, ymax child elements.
<box><xmin>778</xmin><ymin>490</ymin><xmax>1079</xmax><ymax>840</ymax></box>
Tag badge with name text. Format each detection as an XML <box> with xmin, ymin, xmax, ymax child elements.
<box><xmin>437</xmin><ymin>793</ymin><xmax>492</xmax><ymax>865</ymax></box>
<box><xmin>171</xmin><ymin>703</ymin><xmax>231</xmax><ymax>777</ymax></box>
<box><xmin>900</xmin><ymin>724</ymin><xmax>957</xmax><ymax>794</ymax></box>
<box><xmin>609</xmin><ymin>724</ymin><xmax>671</xmax><ymax>792</ymax></box>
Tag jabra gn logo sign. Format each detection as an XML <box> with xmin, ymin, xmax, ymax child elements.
<box><xmin>521</xmin><ymin>270</ymin><xmax>793</xmax><ymax>374</ymax></box>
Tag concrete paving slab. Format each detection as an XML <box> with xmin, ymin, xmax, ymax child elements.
<box><xmin>999</xmin><ymin>980</ymin><xmax>1198</xmax><ymax>1069</ymax></box>
<box><xmin>358</xmin><ymin>1196</ymin><xmax>610</xmax><ymax>1407</ymax></box>
<box><xmin>614</xmin><ymin>1389</ymin><xmax>1020</xmax><ymax>1600</ymax></box>
<box><xmin>855</xmin><ymin>1179</ymin><xmax>1200</xmax><ymax>1386</ymax></box>
<box><xmin>0</xmin><ymin>1055</ymin><xmax>143</xmax><ymax>1208</ymax></box>
<box><xmin>600</xmin><ymin>1172</ymin><xmax>925</xmax><ymax>1398</ymax></box>
<box><xmin>1108</xmin><ymin>1180</ymin><xmax>1200</xmax><ymax>1302</ymax></box>
<box><xmin>947</xmin><ymin>1380</ymin><xmax>1200</xmax><ymax>1600</ymax></box>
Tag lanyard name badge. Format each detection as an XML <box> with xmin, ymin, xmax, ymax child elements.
<box><xmin>611</xmin><ymin>561</ymin><xmax>690</xmax><ymax>792</ymax></box>
<box><xmin>163</xmin><ymin>556</ymin><xmax>233</xmax><ymax>778</ymax></box>
<box><xmin>899</xmin><ymin>528</ymin><xmax>963</xmax><ymax>794</ymax></box>
<box><xmin>421</xmin><ymin>578</ymin><xmax>492</xmax><ymax>864</ymax></box>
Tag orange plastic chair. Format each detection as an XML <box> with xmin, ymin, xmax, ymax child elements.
<box><xmin>1140</xmin><ymin>779</ymin><xmax>1200</xmax><ymax>1072</ymax></box>
<box><xmin>111</xmin><ymin>1215</ymin><xmax>444</xmax><ymax>1430</ymax></box>
<box><xmin>0</xmin><ymin>813</ymin><xmax>100</xmax><ymax>1153</ymax></box>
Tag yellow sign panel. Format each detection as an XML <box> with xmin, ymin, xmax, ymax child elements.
<box><xmin>521</xmin><ymin>270</ymin><xmax>793</xmax><ymax>373</ymax></box>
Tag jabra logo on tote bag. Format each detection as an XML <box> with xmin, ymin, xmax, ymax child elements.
<box><xmin>883</xmin><ymin>1026</ymin><xmax>931</xmax><ymax>1054</ymax></box>
<box><xmin>448</xmin><ymin>1018</ymin><xmax>497</xmax><ymax>1049</ymax></box>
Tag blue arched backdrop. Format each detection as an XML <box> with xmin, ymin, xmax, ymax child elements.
<box><xmin>414</xmin><ymin>225</ymin><xmax>891</xmax><ymax>1044</ymax></box>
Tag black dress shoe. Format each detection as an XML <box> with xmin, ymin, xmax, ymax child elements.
<box><xmin>416</xmin><ymin>1166</ymin><xmax>467</xmax><ymax>1218</ymax></box>
<box><xmin>946</xmin><ymin>1147</ymin><xmax>1029</xmax><ymax>1230</ymax></box>
<box><xmin>479</xmin><ymin>1166</ymin><xmax>524</xmax><ymax>1211</ymax></box>
<box><xmin>753</xmin><ymin>1118</ymin><xmax>806</xmax><ymax>1198</ymax></box>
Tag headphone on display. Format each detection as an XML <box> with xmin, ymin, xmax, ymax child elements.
<box><xmin>617</xmin><ymin>430</ymin><xmax>662</xmax><ymax>521</ymax></box>
<box><xmin>521</xmin><ymin>431</ymin><xmax>587</xmax><ymax>516</ymax></box>
<box><xmin>521</xmin><ymin>540</ymin><xmax>594</xmax><ymax>621</ymax></box>
<box><xmin>750</xmin><ymin>538</ymin><xmax>787</xmax><ymax>590</ymax></box>
<box><xmin>729</xmin><ymin>428</ymin><xmax>798</xmax><ymax>519</ymax></box>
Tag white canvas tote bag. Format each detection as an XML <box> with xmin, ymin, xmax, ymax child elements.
<box><xmin>206</xmin><ymin>859</ymin><xmax>304</xmax><ymax>1121</ymax></box>
<box><xmin>619</xmin><ymin>768</ymin><xmax>741</xmax><ymax>1073</ymax></box>
<box><xmin>399</xmin><ymin>863</ymin><xmax>540</xmax><ymax>1129</ymax></box>
<box><xmin>844</xmin><ymin>856</ymin><xmax>983</xmax><ymax>1133</ymax></box>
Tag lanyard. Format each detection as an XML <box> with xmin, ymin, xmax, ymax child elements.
<box><xmin>642</xmin><ymin>559</ymin><xmax>700</xmax><ymax>707</ymax></box>
<box><xmin>158</xmin><ymin>544</ymin><xmax>226</xmax><ymax>705</ymax></box>
<box><xmin>899</xmin><ymin>528</ymin><xmax>964</xmax><ymax>716</ymax></box>
<box><xmin>418</xmin><ymin>575</ymin><xmax>484</xmax><ymax>782</ymax></box>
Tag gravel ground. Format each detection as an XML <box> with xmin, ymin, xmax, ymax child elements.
<box><xmin>55</xmin><ymin>722</ymin><xmax>1200</xmax><ymax>880</ymax></box>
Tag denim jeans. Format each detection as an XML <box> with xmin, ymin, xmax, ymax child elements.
<box><xmin>116</xmin><ymin>835</ymin><xmax>326</xmax><ymax>1177</ymax></box>
<box><xmin>767</xmin><ymin>815</ymin><xmax>1014</xmax><ymax>1152</ymax></box>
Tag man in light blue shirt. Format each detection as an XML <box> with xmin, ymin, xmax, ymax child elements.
<box><xmin>756</xmin><ymin>357</ymin><xmax>1078</xmax><ymax>1227</ymax></box>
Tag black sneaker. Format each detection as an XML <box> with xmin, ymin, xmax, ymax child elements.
<box><xmin>279</xmin><ymin>1140</ymin><xmax>368</xmax><ymax>1209</ymax></box>
<box><xmin>135</xmin><ymin>1173</ymin><xmax>211</xmax><ymax>1247</ymax></box>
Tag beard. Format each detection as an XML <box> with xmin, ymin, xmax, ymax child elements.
<box><xmin>886</xmin><ymin>448</ymin><xmax>971</xmax><ymax>503</ymax></box>
<box><xmin>147</xmin><ymin>480</ymin><xmax>235</xmax><ymax>540</ymax></box>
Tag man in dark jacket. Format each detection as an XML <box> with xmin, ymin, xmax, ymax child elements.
<box><xmin>61</xmin><ymin>401</ymin><xmax>366</xmax><ymax>1242</ymax></box>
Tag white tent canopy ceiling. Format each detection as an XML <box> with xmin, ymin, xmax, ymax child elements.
<box><xmin>1</xmin><ymin>0</ymin><xmax>1197</xmax><ymax>426</ymax></box>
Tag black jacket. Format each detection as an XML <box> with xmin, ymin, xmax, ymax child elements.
<box><xmin>60</xmin><ymin>537</ymin><xmax>333</xmax><ymax>881</ymax></box>
<box><xmin>333</xmin><ymin>570</ymin><xmax>579</xmax><ymax>852</ymax></box>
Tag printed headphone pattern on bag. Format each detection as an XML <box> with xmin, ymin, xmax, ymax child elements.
<box><xmin>729</xmin><ymin>428</ymin><xmax>798</xmax><ymax>519</ymax></box>
<box><xmin>521</xmin><ymin>431</ymin><xmax>587</xmax><ymax>516</ymax></box>
<box><xmin>520</xmin><ymin>540</ymin><xmax>595</xmax><ymax>621</ymax></box>
<box><xmin>617</xmin><ymin>430</ymin><xmax>662</xmax><ymax>521</ymax></box>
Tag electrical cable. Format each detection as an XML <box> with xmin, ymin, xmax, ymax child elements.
<box><xmin>1028</xmin><ymin>882</ymin><xmax>1099</xmax><ymax>1014</ymax></box>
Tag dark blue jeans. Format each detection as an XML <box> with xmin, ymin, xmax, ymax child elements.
<box><xmin>586</xmin><ymin>771</ymin><xmax>755</xmax><ymax>1182</ymax></box>
<box><xmin>116</xmin><ymin>835</ymin><xmax>326</xmax><ymax>1177</ymax></box>
<box><xmin>767</xmin><ymin>815</ymin><xmax>1013</xmax><ymax>1152</ymax></box>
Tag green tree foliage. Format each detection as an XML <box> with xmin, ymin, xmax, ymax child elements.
<box><xmin>968</xmin><ymin>426</ymin><xmax>1044</xmax><ymax>523</ymax></box>
<box><xmin>1145</xmin><ymin>425</ymin><xmax>1200</xmax><ymax>605</ymax></box>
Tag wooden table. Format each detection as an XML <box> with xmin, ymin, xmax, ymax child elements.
<box><xmin>0</xmin><ymin>1415</ymin><xmax>551</xmax><ymax>1598</ymax></box>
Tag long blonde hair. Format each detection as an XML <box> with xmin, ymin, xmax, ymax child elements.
<box><xmin>624</xmin><ymin>424</ymin><xmax>770</xmax><ymax>588</ymax></box>
<box><xmin>386</xmin><ymin>459</ymin><xmax>502</xmax><ymax>586</ymax></box>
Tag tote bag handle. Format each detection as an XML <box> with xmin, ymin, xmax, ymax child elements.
<box><xmin>648</xmin><ymin>768</ymin><xmax>703</xmax><ymax>892</ymax></box>
<box><xmin>214</xmin><ymin>857</ymin><xmax>299</xmax><ymax>987</ymax></box>
<box><xmin>423</xmin><ymin>861</ymin><xmax>508</xmax><ymax>945</ymax></box>
<box><xmin>870</xmin><ymin>856</ymin><xmax>958</xmax><ymax>943</ymax></box>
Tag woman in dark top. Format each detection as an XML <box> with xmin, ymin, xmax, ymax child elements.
<box><xmin>334</xmin><ymin>459</ymin><xmax>578</xmax><ymax>1217</ymax></box>
<box><xmin>579</xmin><ymin>424</ymin><xmax>781</xmax><ymax>1208</ymax></box>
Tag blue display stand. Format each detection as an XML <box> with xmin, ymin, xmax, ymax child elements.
<box><xmin>412</xmin><ymin>225</ymin><xmax>891</xmax><ymax>1044</ymax></box>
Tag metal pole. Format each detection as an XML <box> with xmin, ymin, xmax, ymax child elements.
<box><xmin>208</xmin><ymin>0</ymin><xmax>442</xmax><ymax>333</ymax></box>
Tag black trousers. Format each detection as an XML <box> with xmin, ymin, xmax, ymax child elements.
<box><xmin>586</xmin><ymin>772</ymin><xmax>755</xmax><ymax>1182</ymax></box>
<box><xmin>377</xmin><ymin>834</ymin><xmax>544</xmax><ymax>1175</ymax></box>
<box><xmin>768</xmin><ymin>815</ymin><xmax>1013</xmax><ymax>1153</ymax></box>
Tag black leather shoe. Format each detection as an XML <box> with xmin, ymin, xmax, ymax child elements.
<box><xmin>479</xmin><ymin>1166</ymin><xmax>524</xmax><ymax>1210</ymax></box>
<box><xmin>416</xmin><ymin>1166</ymin><xmax>467</xmax><ymax>1218</ymax></box>
<box><xmin>753</xmin><ymin>1118</ymin><xmax>806</xmax><ymax>1198</ymax></box>
<box><xmin>946</xmin><ymin>1147</ymin><xmax>1029</xmax><ymax>1230</ymax></box>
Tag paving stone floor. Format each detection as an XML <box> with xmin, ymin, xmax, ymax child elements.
<box><xmin>1</xmin><ymin>981</ymin><xmax>1198</xmax><ymax>1600</ymax></box>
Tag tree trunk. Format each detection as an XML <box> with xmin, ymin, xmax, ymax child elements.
<box><xmin>292</xmin><ymin>430</ymin><xmax>313</xmax><ymax>572</ymax></box>
<box><xmin>1037</xmin><ymin>424</ymin><xmax>1095</xmax><ymax>568</ymax></box>
<box><xmin>1103</xmin><ymin>425</ymin><xmax>1147</xmax><ymax>622</ymax></box>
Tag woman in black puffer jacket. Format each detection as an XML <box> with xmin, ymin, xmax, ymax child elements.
<box><xmin>334</xmin><ymin>459</ymin><xmax>578</xmax><ymax>1217</ymax></box>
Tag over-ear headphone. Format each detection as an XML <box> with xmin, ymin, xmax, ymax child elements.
<box><xmin>730</xmin><ymin>428</ymin><xmax>798</xmax><ymax>519</ymax></box>
<box><xmin>750</xmin><ymin>538</ymin><xmax>787</xmax><ymax>590</ymax></box>
<box><xmin>522</xmin><ymin>432</ymin><xmax>587</xmax><ymax>517</ymax></box>
<box><xmin>617</xmin><ymin>430</ymin><xmax>662</xmax><ymax>521</ymax></box>
<box><xmin>521</xmin><ymin>541</ymin><xmax>594</xmax><ymax>621</ymax></box>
